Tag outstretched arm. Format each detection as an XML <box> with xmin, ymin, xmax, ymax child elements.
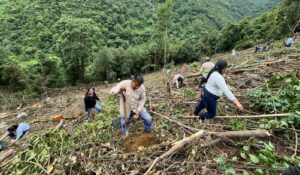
<box><xmin>215</xmin><ymin>75</ymin><xmax>244</xmax><ymax>111</ymax></box>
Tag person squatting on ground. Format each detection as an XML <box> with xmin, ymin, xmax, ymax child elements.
<box><xmin>0</xmin><ymin>122</ymin><xmax>30</xmax><ymax>144</ymax></box>
<box><xmin>285</xmin><ymin>35</ymin><xmax>296</xmax><ymax>47</ymax></box>
<box><xmin>110</xmin><ymin>74</ymin><xmax>152</xmax><ymax>134</ymax></box>
<box><xmin>172</xmin><ymin>74</ymin><xmax>184</xmax><ymax>89</ymax></box>
<box><xmin>84</xmin><ymin>88</ymin><xmax>102</xmax><ymax>120</ymax></box>
<box><xmin>194</xmin><ymin>59</ymin><xmax>244</xmax><ymax>121</ymax></box>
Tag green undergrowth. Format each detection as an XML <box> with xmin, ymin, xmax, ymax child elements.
<box><xmin>5</xmin><ymin>96</ymin><xmax>122</xmax><ymax>174</ymax></box>
<box><xmin>216</xmin><ymin>141</ymin><xmax>300</xmax><ymax>175</ymax></box>
<box><xmin>247</xmin><ymin>74</ymin><xmax>300</xmax><ymax>113</ymax></box>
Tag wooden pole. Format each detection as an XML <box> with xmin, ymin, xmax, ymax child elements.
<box><xmin>179</xmin><ymin>113</ymin><xmax>291</xmax><ymax>119</ymax></box>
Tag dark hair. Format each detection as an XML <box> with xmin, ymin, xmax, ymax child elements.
<box><xmin>85</xmin><ymin>87</ymin><xmax>94</xmax><ymax>96</ymax></box>
<box><xmin>7</xmin><ymin>124</ymin><xmax>18</xmax><ymax>138</ymax></box>
<box><xmin>200</xmin><ymin>59</ymin><xmax>228</xmax><ymax>86</ymax></box>
<box><xmin>133</xmin><ymin>74</ymin><xmax>144</xmax><ymax>84</ymax></box>
<box><xmin>283</xmin><ymin>166</ymin><xmax>300</xmax><ymax>175</ymax></box>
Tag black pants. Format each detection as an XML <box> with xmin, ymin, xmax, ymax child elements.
<box><xmin>194</xmin><ymin>88</ymin><xmax>219</xmax><ymax>120</ymax></box>
<box><xmin>177</xmin><ymin>76</ymin><xmax>183</xmax><ymax>86</ymax></box>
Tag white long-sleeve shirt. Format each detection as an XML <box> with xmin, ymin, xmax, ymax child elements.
<box><xmin>205</xmin><ymin>72</ymin><xmax>236</xmax><ymax>100</ymax></box>
<box><xmin>110</xmin><ymin>80</ymin><xmax>146</xmax><ymax>118</ymax></box>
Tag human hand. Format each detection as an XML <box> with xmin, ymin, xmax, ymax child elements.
<box><xmin>119</xmin><ymin>88</ymin><xmax>126</xmax><ymax>94</ymax></box>
<box><xmin>134</xmin><ymin>112</ymin><xmax>140</xmax><ymax>120</ymax></box>
<box><xmin>236</xmin><ymin>103</ymin><xmax>244</xmax><ymax>111</ymax></box>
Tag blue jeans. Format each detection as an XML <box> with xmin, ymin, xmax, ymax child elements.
<box><xmin>121</xmin><ymin>108</ymin><xmax>152</xmax><ymax>133</ymax></box>
<box><xmin>87</xmin><ymin>103</ymin><xmax>102</xmax><ymax>119</ymax></box>
<box><xmin>194</xmin><ymin>88</ymin><xmax>219</xmax><ymax>120</ymax></box>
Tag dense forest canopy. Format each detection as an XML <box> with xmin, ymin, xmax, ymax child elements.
<box><xmin>1</xmin><ymin>0</ymin><xmax>295</xmax><ymax>93</ymax></box>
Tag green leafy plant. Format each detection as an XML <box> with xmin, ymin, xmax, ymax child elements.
<box><xmin>215</xmin><ymin>154</ymin><xmax>236</xmax><ymax>175</ymax></box>
<box><xmin>229</xmin><ymin>120</ymin><xmax>246</xmax><ymax>131</ymax></box>
<box><xmin>247</xmin><ymin>74</ymin><xmax>300</xmax><ymax>113</ymax></box>
<box><xmin>259</xmin><ymin>114</ymin><xmax>300</xmax><ymax>139</ymax></box>
<box><xmin>179</xmin><ymin>89</ymin><xmax>198</xmax><ymax>100</ymax></box>
<box><xmin>238</xmin><ymin>141</ymin><xmax>300</xmax><ymax>175</ymax></box>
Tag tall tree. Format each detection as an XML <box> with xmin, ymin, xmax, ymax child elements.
<box><xmin>53</xmin><ymin>17</ymin><xmax>101</xmax><ymax>85</ymax></box>
<box><xmin>154</xmin><ymin>0</ymin><xmax>173</xmax><ymax>66</ymax></box>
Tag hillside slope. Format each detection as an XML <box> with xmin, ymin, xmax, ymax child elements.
<box><xmin>1</xmin><ymin>41</ymin><xmax>299</xmax><ymax>174</ymax></box>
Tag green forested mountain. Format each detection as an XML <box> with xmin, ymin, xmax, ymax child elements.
<box><xmin>199</xmin><ymin>0</ymin><xmax>300</xmax><ymax>55</ymax></box>
<box><xmin>0</xmin><ymin>0</ymin><xmax>282</xmax><ymax>91</ymax></box>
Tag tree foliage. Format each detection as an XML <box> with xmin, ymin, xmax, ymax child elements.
<box><xmin>0</xmin><ymin>0</ymin><xmax>283</xmax><ymax>91</ymax></box>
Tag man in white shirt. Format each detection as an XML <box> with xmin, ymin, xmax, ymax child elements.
<box><xmin>110</xmin><ymin>74</ymin><xmax>152</xmax><ymax>134</ymax></box>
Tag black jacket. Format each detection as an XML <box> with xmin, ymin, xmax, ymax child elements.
<box><xmin>84</xmin><ymin>93</ymin><xmax>99</xmax><ymax>111</ymax></box>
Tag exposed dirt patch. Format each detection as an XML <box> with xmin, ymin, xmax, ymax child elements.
<box><xmin>123</xmin><ymin>132</ymin><xmax>157</xmax><ymax>153</ymax></box>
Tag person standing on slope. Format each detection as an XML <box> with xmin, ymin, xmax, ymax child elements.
<box><xmin>84</xmin><ymin>88</ymin><xmax>102</xmax><ymax>120</ymax></box>
<box><xmin>194</xmin><ymin>59</ymin><xmax>244</xmax><ymax>120</ymax></box>
<box><xmin>110</xmin><ymin>74</ymin><xmax>152</xmax><ymax>134</ymax></box>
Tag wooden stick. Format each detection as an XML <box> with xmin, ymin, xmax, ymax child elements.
<box><xmin>144</xmin><ymin>130</ymin><xmax>205</xmax><ymax>174</ymax></box>
<box><xmin>179</xmin><ymin>113</ymin><xmax>291</xmax><ymax>119</ymax></box>
<box><xmin>209</xmin><ymin>130</ymin><xmax>271</xmax><ymax>138</ymax></box>
<box><xmin>201</xmin><ymin>138</ymin><xmax>223</xmax><ymax>147</ymax></box>
<box><xmin>144</xmin><ymin>129</ymin><xmax>270</xmax><ymax>174</ymax></box>
<box><xmin>292</xmin><ymin>125</ymin><xmax>298</xmax><ymax>159</ymax></box>
<box><xmin>55</xmin><ymin>119</ymin><xmax>65</xmax><ymax>129</ymax></box>
<box><xmin>230</xmin><ymin>60</ymin><xmax>249</xmax><ymax>69</ymax></box>
<box><xmin>0</xmin><ymin>113</ymin><xmax>9</xmax><ymax>119</ymax></box>
<box><xmin>228</xmin><ymin>68</ymin><xmax>258</xmax><ymax>74</ymax></box>
<box><xmin>150</xmin><ymin>111</ymin><xmax>200</xmax><ymax>133</ymax></box>
<box><xmin>0</xmin><ymin>149</ymin><xmax>14</xmax><ymax>162</ymax></box>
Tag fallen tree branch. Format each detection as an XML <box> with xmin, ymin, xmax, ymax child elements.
<box><xmin>230</xmin><ymin>60</ymin><xmax>249</xmax><ymax>69</ymax></box>
<box><xmin>228</xmin><ymin>68</ymin><xmax>258</xmax><ymax>74</ymax></box>
<box><xmin>179</xmin><ymin>113</ymin><xmax>291</xmax><ymax>119</ymax></box>
<box><xmin>0</xmin><ymin>113</ymin><xmax>9</xmax><ymax>119</ymax></box>
<box><xmin>0</xmin><ymin>149</ymin><xmax>14</xmax><ymax>162</ymax></box>
<box><xmin>144</xmin><ymin>129</ymin><xmax>270</xmax><ymax>174</ymax></box>
<box><xmin>201</xmin><ymin>138</ymin><xmax>223</xmax><ymax>147</ymax></box>
<box><xmin>29</xmin><ymin>117</ymin><xmax>76</xmax><ymax>124</ymax></box>
<box><xmin>292</xmin><ymin>125</ymin><xmax>298</xmax><ymax>159</ymax></box>
<box><xmin>209</xmin><ymin>130</ymin><xmax>271</xmax><ymax>138</ymax></box>
<box><xmin>144</xmin><ymin>130</ymin><xmax>205</xmax><ymax>174</ymax></box>
<box><xmin>150</xmin><ymin>111</ymin><xmax>200</xmax><ymax>133</ymax></box>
